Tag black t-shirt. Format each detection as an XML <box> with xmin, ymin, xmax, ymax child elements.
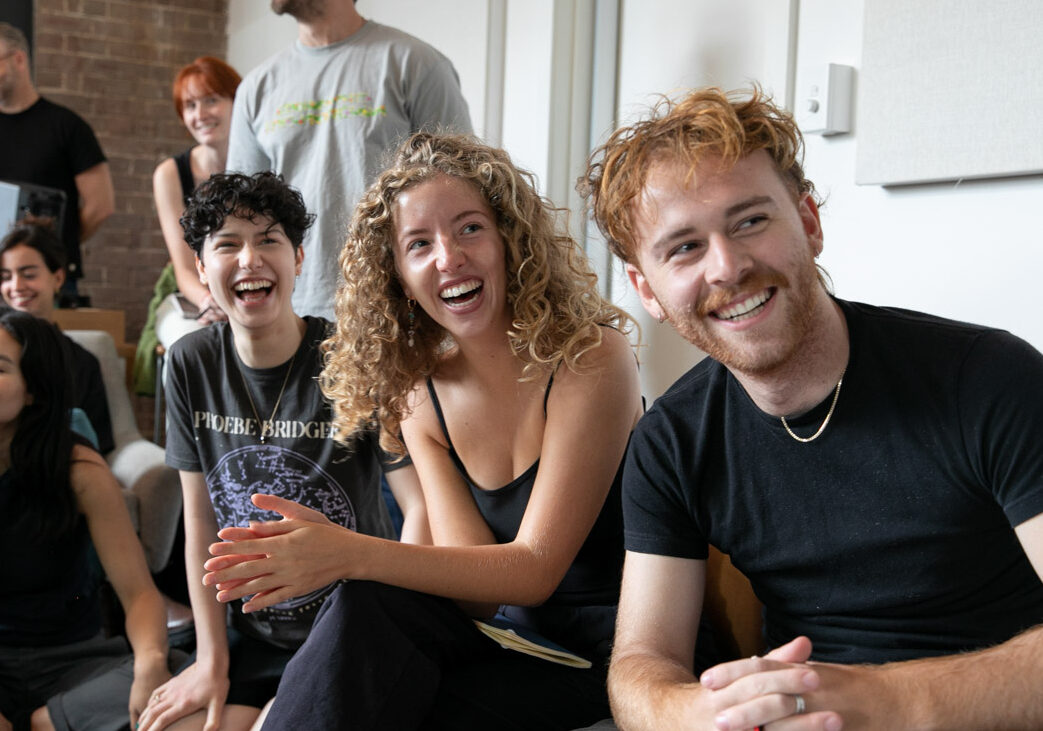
<box><xmin>165</xmin><ymin>316</ymin><xmax>405</xmax><ymax>648</ymax></box>
<box><xmin>624</xmin><ymin>300</ymin><xmax>1043</xmax><ymax>664</ymax></box>
<box><xmin>66</xmin><ymin>336</ymin><xmax>114</xmax><ymax>455</ymax></box>
<box><xmin>0</xmin><ymin>98</ymin><xmax>106</xmax><ymax>279</ymax></box>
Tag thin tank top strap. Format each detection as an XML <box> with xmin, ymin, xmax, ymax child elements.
<box><xmin>425</xmin><ymin>377</ymin><xmax>456</xmax><ymax>451</ymax></box>
<box><xmin>542</xmin><ymin>368</ymin><xmax>556</xmax><ymax>416</ymax></box>
<box><xmin>429</xmin><ymin>371</ymin><xmax>554</xmax><ymax>445</ymax></box>
<box><xmin>174</xmin><ymin>147</ymin><xmax>196</xmax><ymax>205</ymax></box>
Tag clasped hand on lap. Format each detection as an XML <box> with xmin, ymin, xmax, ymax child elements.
<box><xmin>134</xmin><ymin>662</ymin><xmax>229</xmax><ymax>731</ymax></box>
<box><xmin>203</xmin><ymin>493</ymin><xmax>350</xmax><ymax>613</ymax></box>
<box><xmin>699</xmin><ymin>637</ymin><xmax>843</xmax><ymax>731</ymax></box>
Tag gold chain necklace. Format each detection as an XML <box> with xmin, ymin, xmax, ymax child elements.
<box><xmin>780</xmin><ymin>369</ymin><xmax>845</xmax><ymax>443</ymax></box>
<box><xmin>238</xmin><ymin>352</ymin><xmax>297</xmax><ymax>444</ymax></box>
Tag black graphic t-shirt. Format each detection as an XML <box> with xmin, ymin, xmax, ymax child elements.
<box><xmin>165</xmin><ymin>316</ymin><xmax>403</xmax><ymax>648</ymax></box>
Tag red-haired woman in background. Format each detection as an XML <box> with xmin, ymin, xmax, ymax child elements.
<box><xmin>145</xmin><ymin>55</ymin><xmax>242</xmax><ymax>636</ymax></box>
<box><xmin>152</xmin><ymin>56</ymin><xmax>241</xmax><ymax>343</ymax></box>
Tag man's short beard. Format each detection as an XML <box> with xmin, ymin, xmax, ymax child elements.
<box><xmin>271</xmin><ymin>0</ymin><xmax>323</xmax><ymax>19</ymax></box>
<box><xmin>668</xmin><ymin>257</ymin><xmax>821</xmax><ymax>376</ymax></box>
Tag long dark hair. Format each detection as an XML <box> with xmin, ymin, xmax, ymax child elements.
<box><xmin>0</xmin><ymin>310</ymin><xmax>77</xmax><ymax>540</ymax></box>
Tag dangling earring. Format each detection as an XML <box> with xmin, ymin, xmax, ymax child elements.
<box><xmin>406</xmin><ymin>299</ymin><xmax>416</xmax><ymax>349</ymax></box>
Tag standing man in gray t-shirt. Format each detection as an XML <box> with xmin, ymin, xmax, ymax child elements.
<box><xmin>226</xmin><ymin>0</ymin><xmax>472</xmax><ymax>319</ymax></box>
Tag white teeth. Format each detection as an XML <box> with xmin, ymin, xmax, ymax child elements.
<box><xmin>235</xmin><ymin>280</ymin><xmax>272</xmax><ymax>292</ymax></box>
<box><xmin>715</xmin><ymin>290</ymin><xmax>770</xmax><ymax>321</ymax></box>
<box><xmin>440</xmin><ymin>280</ymin><xmax>481</xmax><ymax>299</ymax></box>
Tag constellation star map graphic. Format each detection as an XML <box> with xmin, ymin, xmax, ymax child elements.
<box><xmin>207</xmin><ymin>444</ymin><xmax>357</xmax><ymax>609</ymax></box>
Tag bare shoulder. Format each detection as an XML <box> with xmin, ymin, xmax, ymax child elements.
<box><xmin>71</xmin><ymin>442</ymin><xmax>107</xmax><ymax>469</ymax></box>
<box><xmin>562</xmin><ymin>326</ymin><xmax>639</xmax><ymax>384</ymax></box>
<box><xmin>402</xmin><ymin>376</ymin><xmax>446</xmax><ymax>447</ymax></box>
<box><xmin>69</xmin><ymin>444</ymin><xmax>119</xmax><ymax>501</ymax></box>
<box><xmin>590</xmin><ymin>326</ymin><xmax>638</xmax><ymax>364</ymax></box>
<box><xmin>548</xmin><ymin>327</ymin><xmax>641</xmax><ymax>430</ymax></box>
<box><xmin>403</xmin><ymin>376</ymin><xmax>431</xmax><ymax>416</ymax></box>
<box><xmin>153</xmin><ymin>157</ymin><xmax>183</xmax><ymax>209</ymax></box>
<box><xmin>153</xmin><ymin>155</ymin><xmax>177</xmax><ymax>186</ymax></box>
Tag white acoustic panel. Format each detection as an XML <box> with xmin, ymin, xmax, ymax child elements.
<box><xmin>856</xmin><ymin>0</ymin><xmax>1043</xmax><ymax>186</ymax></box>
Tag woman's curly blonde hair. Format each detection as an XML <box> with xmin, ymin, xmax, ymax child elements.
<box><xmin>320</xmin><ymin>131</ymin><xmax>635</xmax><ymax>455</ymax></box>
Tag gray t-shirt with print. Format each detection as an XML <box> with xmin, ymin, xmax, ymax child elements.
<box><xmin>227</xmin><ymin>20</ymin><xmax>473</xmax><ymax>319</ymax></box>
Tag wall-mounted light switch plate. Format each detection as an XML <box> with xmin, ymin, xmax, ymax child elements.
<box><xmin>797</xmin><ymin>63</ymin><xmax>854</xmax><ymax>136</ymax></box>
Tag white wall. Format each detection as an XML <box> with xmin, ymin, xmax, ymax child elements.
<box><xmin>226</xmin><ymin>3</ymin><xmax>297</xmax><ymax>74</ymax></box>
<box><xmin>500</xmin><ymin>1</ymin><xmax>555</xmax><ymax>184</ymax></box>
<box><xmin>616</xmin><ymin>0</ymin><xmax>794</xmax><ymax>124</ymax></box>
<box><xmin>798</xmin><ymin>0</ymin><xmax>1043</xmax><ymax>351</ymax></box>
<box><xmin>612</xmin><ymin>0</ymin><xmax>797</xmax><ymax>398</ymax></box>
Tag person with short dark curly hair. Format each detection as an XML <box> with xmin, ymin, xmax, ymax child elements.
<box><xmin>133</xmin><ymin>171</ymin><xmax>427</xmax><ymax>731</ymax></box>
<box><xmin>178</xmin><ymin>172</ymin><xmax>315</xmax><ymax>258</ymax></box>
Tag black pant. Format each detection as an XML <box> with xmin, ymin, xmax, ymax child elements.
<box><xmin>262</xmin><ymin>582</ymin><xmax>611</xmax><ymax>730</ymax></box>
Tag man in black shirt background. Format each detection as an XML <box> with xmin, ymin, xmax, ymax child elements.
<box><xmin>0</xmin><ymin>22</ymin><xmax>114</xmax><ymax>299</ymax></box>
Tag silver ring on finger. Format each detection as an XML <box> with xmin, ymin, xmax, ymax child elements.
<box><xmin>794</xmin><ymin>693</ymin><xmax>807</xmax><ymax>715</ymax></box>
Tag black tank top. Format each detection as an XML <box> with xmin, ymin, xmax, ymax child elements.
<box><xmin>426</xmin><ymin>375</ymin><xmax>626</xmax><ymax>659</ymax></box>
<box><xmin>0</xmin><ymin>469</ymin><xmax>102</xmax><ymax>646</ymax></box>
<box><xmin>173</xmin><ymin>146</ymin><xmax>196</xmax><ymax>205</ymax></box>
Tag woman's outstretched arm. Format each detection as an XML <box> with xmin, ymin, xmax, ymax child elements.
<box><xmin>204</xmin><ymin>329</ymin><xmax>641</xmax><ymax>611</ymax></box>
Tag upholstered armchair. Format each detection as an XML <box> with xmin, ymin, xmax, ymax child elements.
<box><xmin>63</xmin><ymin>328</ymin><xmax>182</xmax><ymax>573</ymax></box>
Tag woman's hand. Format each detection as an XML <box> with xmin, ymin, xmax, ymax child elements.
<box><xmin>135</xmin><ymin>661</ymin><xmax>230</xmax><ymax>731</ymax></box>
<box><xmin>129</xmin><ymin>655</ymin><xmax>172</xmax><ymax>729</ymax></box>
<box><xmin>204</xmin><ymin>494</ymin><xmax>356</xmax><ymax>612</ymax></box>
<box><xmin>194</xmin><ymin>293</ymin><xmax>228</xmax><ymax>324</ymax></box>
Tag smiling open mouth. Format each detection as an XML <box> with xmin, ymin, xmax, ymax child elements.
<box><xmin>235</xmin><ymin>279</ymin><xmax>273</xmax><ymax>301</ymax></box>
<box><xmin>711</xmin><ymin>289</ymin><xmax>773</xmax><ymax>322</ymax></box>
<box><xmin>440</xmin><ymin>280</ymin><xmax>482</xmax><ymax>306</ymax></box>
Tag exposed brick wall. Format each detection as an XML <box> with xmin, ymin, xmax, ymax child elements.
<box><xmin>33</xmin><ymin>0</ymin><xmax>229</xmax><ymax>436</ymax></box>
